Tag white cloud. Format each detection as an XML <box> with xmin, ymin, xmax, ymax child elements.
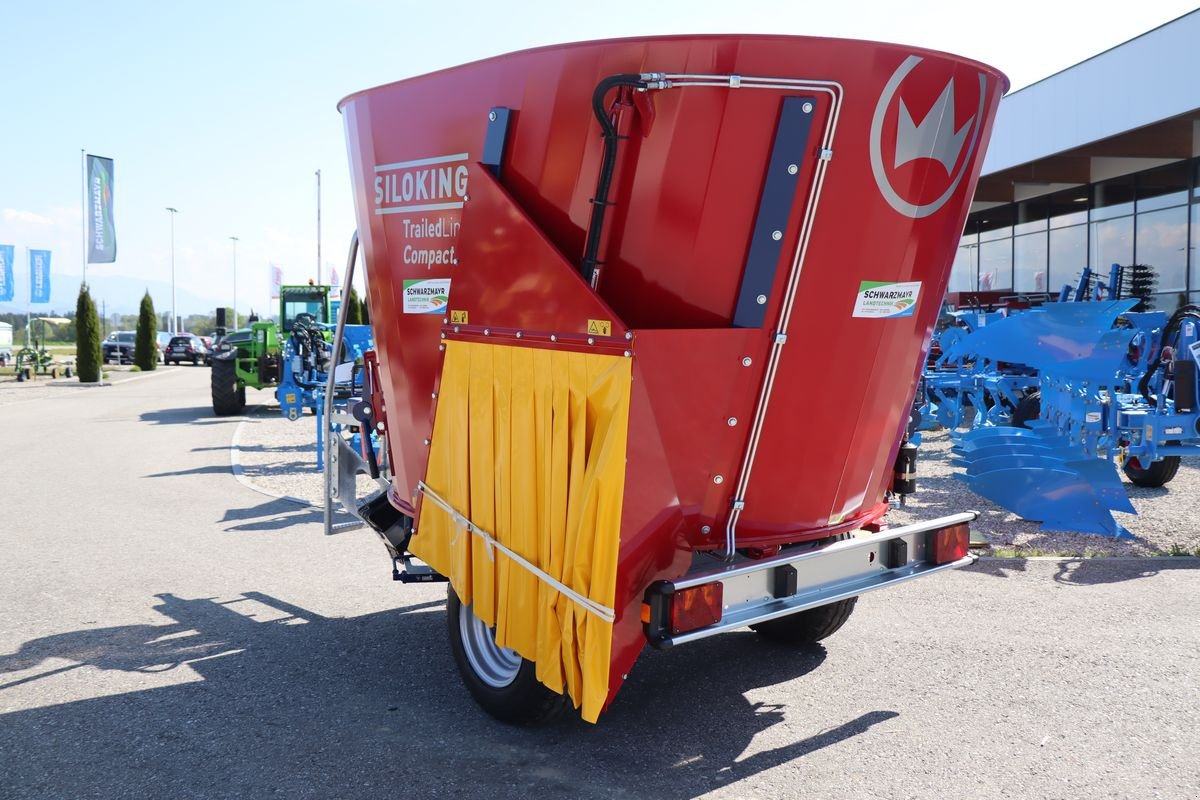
<box><xmin>2</xmin><ymin>208</ymin><xmax>52</xmax><ymax>225</ymax></box>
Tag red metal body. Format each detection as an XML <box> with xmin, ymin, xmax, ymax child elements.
<box><xmin>341</xmin><ymin>35</ymin><xmax>1006</xmax><ymax>712</ymax></box>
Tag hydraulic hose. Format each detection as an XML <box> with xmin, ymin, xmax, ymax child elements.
<box><xmin>1138</xmin><ymin>304</ymin><xmax>1200</xmax><ymax>403</ymax></box>
<box><xmin>580</xmin><ymin>73</ymin><xmax>648</xmax><ymax>283</ymax></box>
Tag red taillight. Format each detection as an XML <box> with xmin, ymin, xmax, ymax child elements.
<box><xmin>929</xmin><ymin>523</ymin><xmax>970</xmax><ymax>565</ymax></box>
<box><xmin>670</xmin><ymin>582</ymin><xmax>723</xmax><ymax>634</ymax></box>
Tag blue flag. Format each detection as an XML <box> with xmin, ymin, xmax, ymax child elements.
<box><xmin>0</xmin><ymin>245</ymin><xmax>13</xmax><ymax>302</ymax></box>
<box><xmin>30</xmin><ymin>249</ymin><xmax>51</xmax><ymax>304</ymax></box>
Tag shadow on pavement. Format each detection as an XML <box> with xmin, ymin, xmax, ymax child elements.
<box><xmin>1052</xmin><ymin>557</ymin><xmax>1200</xmax><ymax>585</ymax></box>
<box><xmin>217</xmin><ymin>498</ymin><xmax>365</xmax><ymax>534</ymax></box>
<box><xmin>192</xmin><ymin>443</ymin><xmax>312</xmax><ymax>454</ymax></box>
<box><xmin>139</xmin><ymin>406</ymin><xmax>235</xmax><ymax>426</ymax></box>
<box><xmin>965</xmin><ymin>556</ymin><xmax>1200</xmax><ymax>584</ymax></box>
<box><xmin>0</xmin><ymin>592</ymin><xmax>896</xmax><ymax>800</ymax></box>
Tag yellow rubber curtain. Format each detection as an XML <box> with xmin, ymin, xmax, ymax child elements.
<box><xmin>414</xmin><ymin>340</ymin><xmax>632</xmax><ymax>722</ymax></box>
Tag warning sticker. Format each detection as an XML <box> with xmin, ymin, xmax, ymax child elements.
<box><xmin>450</xmin><ymin>309</ymin><xmax>469</xmax><ymax>324</ymax></box>
<box><xmin>852</xmin><ymin>280</ymin><xmax>921</xmax><ymax>319</ymax></box>
<box><xmin>403</xmin><ymin>278</ymin><xmax>451</xmax><ymax>314</ymax></box>
<box><xmin>587</xmin><ymin>319</ymin><xmax>612</xmax><ymax>336</ymax></box>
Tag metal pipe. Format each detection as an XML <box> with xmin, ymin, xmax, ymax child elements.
<box><xmin>612</xmin><ymin>71</ymin><xmax>846</xmax><ymax>558</ymax></box>
<box><xmin>324</xmin><ymin>230</ymin><xmax>359</xmax><ymax>536</ymax></box>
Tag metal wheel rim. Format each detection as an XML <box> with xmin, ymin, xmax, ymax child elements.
<box><xmin>458</xmin><ymin>601</ymin><xmax>521</xmax><ymax>688</ymax></box>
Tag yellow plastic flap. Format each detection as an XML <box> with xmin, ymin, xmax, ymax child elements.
<box><xmin>414</xmin><ymin>340</ymin><xmax>631</xmax><ymax>722</ymax></box>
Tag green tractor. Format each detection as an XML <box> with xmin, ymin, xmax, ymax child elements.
<box><xmin>210</xmin><ymin>284</ymin><xmax>332</xmax><ymax>415</ymax></box>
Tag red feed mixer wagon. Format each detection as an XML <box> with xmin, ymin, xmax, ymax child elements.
<box><xmin>330</xmin><ymin>34</ymin><xmax>1007</xmax><ymax>725</ymax></box>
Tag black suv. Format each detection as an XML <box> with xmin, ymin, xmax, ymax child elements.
<box><xmin>165</xmin><ymin>334</ymin><xmax>208</xmax><ymax>366</ymax></box>
<box><xmin>102</xmin><ymin>331</ymin><xmax>136</xmax><ymax>364</ymax></box>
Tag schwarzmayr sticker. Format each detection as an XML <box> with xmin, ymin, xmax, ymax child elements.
<box><xmin>403</xmin><ymin>278</ymin><xmax>451</xmax><ymax>314</ymax></box>
<box><xmin>852</xmin><ymin>280</ymin><xmax>921</xmax><ymax>318</ymax></box>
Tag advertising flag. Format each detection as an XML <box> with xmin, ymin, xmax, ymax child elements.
<box><xmin>270</xmin><ymin>264</ymin><xmax>283</xmax><ymax>299</ymax></box>
<box><xmin>30</xmin><ymin>249</ymin><xmax>51</xmax><ymax>303</ymax></box>
<box><xmin>329</xmin><ymin>266</ymin><xmax>340</xmax><ymax>295</ymax></box>
<box><xmin>86</xmin><ymin>155</ymin><xmax>117</xmax><ymax>263</ymax></box>
<box><xmin>0</xmin><ymin>245</ymin><xmax>13</xmax><ymax>302</ymax></box>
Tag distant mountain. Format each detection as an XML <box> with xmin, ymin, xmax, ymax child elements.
<box><xmin>0</xmin><ymin>274</ymin><xmax>228</xmax><ymax>317</ymax></box>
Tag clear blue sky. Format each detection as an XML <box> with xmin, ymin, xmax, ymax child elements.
<box><xmin>2</xmin><ymin>0</ymin><xmax>1196</xmax><ymax>318</ymax></box>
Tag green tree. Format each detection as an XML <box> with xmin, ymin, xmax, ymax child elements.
<box><xmin>134</xmin><ymin>291</ymin><xmax>158</xmax><ymax>370</ymax></box>
<box><xmin>345</xmin><ymin>286</ymin><xmax>363</xmax><ymax>325</ymax></box>
<box><xmin>74</xmin><ymin>284</ymin><xmax>102</xmax><ymax>382</ymax></box>
<box><xmin>360</xmin><ymin>289</ymin><xmax>370</xmax><ymax>325</ymax></box>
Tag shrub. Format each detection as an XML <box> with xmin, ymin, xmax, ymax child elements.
<box><xmin>134</xmin><ymin>291</ymin><xmax>158</xmax><ymax>370</ymax></box>
<box><xmin>75</xmin><ymin>284</ymin><xmax>102</xmax><ymax>382</ymax></box>
<box><xmin>345</xmin><ymin>286</ymin><xmax>363</xmax><ymax>325</ymax></box>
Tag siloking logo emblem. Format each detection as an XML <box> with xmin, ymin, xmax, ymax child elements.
<box><xmin>870</xmin><ymin>56</ymin><xmax>988</xmax><ymax>219</ymax></box>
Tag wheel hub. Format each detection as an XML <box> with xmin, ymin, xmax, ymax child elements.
<box><xmin>457</xmin><ymin>602</ymin><xmax>521</xmax><ymax>688</ymax></box>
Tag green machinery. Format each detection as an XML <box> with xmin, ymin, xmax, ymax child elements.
<box><xmin>14</xmin><ymin>316</ymin><xmax>74</xmax><ymax>381</ymax></box>
<box><xmin>210</xmin><ymin>284</ymin><xmax>331</xmax><ymax>415</ymax></box>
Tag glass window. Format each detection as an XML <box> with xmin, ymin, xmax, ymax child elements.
<box><xmin>1090</xmin><ymin>216</ymin><xmax>1133</xmax><ymax>272</ymax></box>
<box><xmin>1136</xmin><ymin>161</ymin><xmax>1189</xmax><ymax>213</ymax></box>
<box><xmin>979</xmin><ymin>237</ymin><xmax>1012</xmax><ymax>291</ymax></box>
<box><xmin>950</xmin><ymin>236</ymin><xmax>978</xmax><ymax>293</ymax></box>
<box><xmin>1091</xmin><ymin>175</ymin><xmax>1136</xmax><ymax>221</ymax></box>
<box><xmin>1048</xmin><ymin>186</ymin><xmax>1089</xmax><ymax>229</ymax></box>
<box><xmin>1013</xmin><ymin>199</ymin><xmax>1048</xmax><ymax>236</ymax></box>
<box><xmin>1191</xmin><ymin>205</ymin><xmax>1200</xmax><ymax>294</ymax></box>
<box><xmin>1049</xmin><ymin>223</ymin><xmax>1087</xmax><ymax>293</ymax></box>
<box><xmin>1135</xmin><ymin>205</ymin><xmax>1188</xmax><ymax>292</ymax></box>
<box><xmin>1014</xmin><ymin>232</ymin><xmax>1048</xmax><ymax>292</ymax></box>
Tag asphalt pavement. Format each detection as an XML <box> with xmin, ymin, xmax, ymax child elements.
<box><xmin>1</xmin><ymin>367</ymin><xmax>1198</xmax><ymax>799</ymax></box>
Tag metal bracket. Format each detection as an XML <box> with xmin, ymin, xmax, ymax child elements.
<box><xmin>482</xmin><ymin>107</ymin><xmax>513</xmax><ymax>176</ymax></box>
<box><xmin>731</xmin><ymin>96</ymin><xmax>818</xmax><ymax>328</ymax></box>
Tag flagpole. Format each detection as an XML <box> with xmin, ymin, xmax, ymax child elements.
<box><xmin>315</xmin><ymin>169</ymin><xmax>322</xmax><ymax>286</ymax></box>
<box><xmin>80</xmin><ymin>149</ymin><xmax>87</xmax><ymax>288</ymax></box>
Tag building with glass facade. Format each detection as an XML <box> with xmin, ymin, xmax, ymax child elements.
<box><xmin>954</xmin><ymin>11</ymin><xmax>1200</xmax><ymax>309</ymax></box>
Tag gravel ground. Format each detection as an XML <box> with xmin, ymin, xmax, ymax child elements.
<box><xmin>888</xmin><ymin>428</ymin><xmax>1200</xmax><ymax>557</ymax></box>
<box><xmin>233</xmin><ymin>404</ymin><xmax>380</xmax><ymax>506</ymax></box>
<box><xmin>235</xmin><ymin>406</ymin><xmax>1200</xmax><ymax>557</ymax></box>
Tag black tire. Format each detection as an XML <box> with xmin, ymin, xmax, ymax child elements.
<box><xmin>1124</xmin><ymin>454</ymin><xmax>1181</xmax><ymax>488</ymax></box>
<box><xmin>65</xmin><ymin>367</ymin><xmax>73</xmax><ymax>378</ymax></box>
<box><xmin>192</xmin><ymin>356</ymin><xmax>199</xmax><ymax>365</ymax></box>
<box><xmin>1011</xmin><ymin>390</ymin><xmax>1042</xmax><ymax>429</ymax></box>
<box><xmin>750</xmin><ymin>596</ymin><xmax>858</xmax><ymax>644</ymax></box>
<box><xmin>211</xmin><ymin>356</ymin><xmax>246</xmax><ymax>416</ymax></box>
<box><xmin>446</xmin><ymin>586</ymin><xmax>568</xmax><ymax>726</ymax></box>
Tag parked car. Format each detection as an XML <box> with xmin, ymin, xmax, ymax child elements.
<box><xmin>102</xmin><ymin>331</ymin><xmax>137</xmax><ymax>364</ymax></box>
<box><xmin>156</xmin><ymin>332</ymin><xmax>173</xmax><ymax>363</ymax></box>
<box><xmin>165</xmin><ymin>334</ymin><xmax>208</xmax><ymax>366</ymax></box>
<box><xmin>199</xmin><ymin>336</ymin><xmax>215</xmax><ymax>365</ymax></box>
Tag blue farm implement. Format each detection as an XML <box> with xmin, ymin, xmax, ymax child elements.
<box><xmin>275</xmin><ymin>314</ymin><xmax>378</xmax><ymax>468</ymax></box>
<box><xmin>948</xmin><ymin>298</ymin><xmax>1200</xmax><ymax>537</ymax></box>
<box><xmin>917</xmin><ymin>263</ymin><xmax>1158</xmax><ymax>432</ymax></box>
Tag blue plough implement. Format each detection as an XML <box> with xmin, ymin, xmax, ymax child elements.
<box><xmin>945</xmin><ymin>296</ymin><xmax>1200</xmax><ymax>537</ymax></box>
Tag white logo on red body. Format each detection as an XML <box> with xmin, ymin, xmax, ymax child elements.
<box><xmin>870</xmin><ymin>56</ymin><xmax>988</xmax><ymax>219</ymax></box>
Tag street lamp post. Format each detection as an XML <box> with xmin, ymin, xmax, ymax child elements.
<box><xmin>166</xmin><ymin>207</ymin><xmax>178</xmax><ymax>333</ymax></box>
<box><xmin>229</xmin><ymin>236</ymin><xmax>239</xmax><ymax>330</ymax></box>
<box><xmin>315</xmin><ymin>169</ymin><xmax>322</xmax><ymax>285</ymax></box>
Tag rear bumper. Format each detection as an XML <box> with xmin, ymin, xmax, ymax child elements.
<box><xmin>643</xmin><ymin>511</ymin><xmax>977</xmax><ymax>648</ymax></box>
